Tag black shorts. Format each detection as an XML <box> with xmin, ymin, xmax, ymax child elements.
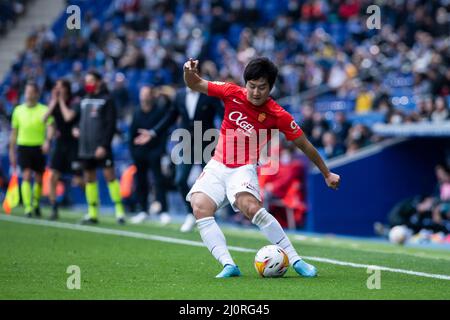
<box><xmin>17</xmin><ymin>146</ymin><xmax>46</xmax><ymax>173</ymax></box>
<box><xmin>81</xmin><ymin>154</ymin><xmax>114</xmax><ymax>171</ymax></box>
<box><xmin>50</xmin><ymin>140</ymin><xmax>82</xmax><ymax>176</ymax></box>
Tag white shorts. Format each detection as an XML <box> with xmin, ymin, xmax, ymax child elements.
<box><xmin>186</xmin><ymin>159</ymin><xmax>261</xmax><ymax>212</ymax></box>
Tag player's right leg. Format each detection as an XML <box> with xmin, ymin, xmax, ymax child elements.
<box><xmin>190</xmin><ymin>192</ymin><xmax>240</xmax><ymax>278</ymax></box>
<box><xmin>81</xmin><ymin>167</ymin><xmax>99</xmax><ymax>224</ymax></box>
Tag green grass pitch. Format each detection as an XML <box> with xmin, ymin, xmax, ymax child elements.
<box><xmin>1</xmin><ymin>208</ymin><xmax>450</xmax><ymax>299</ymax></box>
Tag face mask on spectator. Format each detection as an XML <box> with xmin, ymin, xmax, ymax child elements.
<box><xmin>85</xmin><ymin>83</ymin><xmax>96</xmax><ymax>94</ymax></box>
<box><xmin>141</xmin><ymin>99</ymin><xmax>152</xmax><ymax>109</ymax></box>
<box><xmin>351</xmin><ymin>131</ymin><xmax>362</xmax><ymax>140</ymax></box>
<box><xmin>391</xmin><ymin>114</ymin><xmax>402</xmax><ymax>124</ymax></box>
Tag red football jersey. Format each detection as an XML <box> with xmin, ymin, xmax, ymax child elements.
<box><xmin>207</xmin><ymin>81</ymin><xmax>303</xmax><ymax>168</ymax></box>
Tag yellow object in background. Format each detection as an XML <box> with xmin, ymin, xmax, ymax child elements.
<box><xmin>355</xmin><ymin>91</ymin><xmax>374</xmax><ymax>114</ymax></box>
<box><xmin>2</xmin><ymin>173</ymin><xmax>20</xmax><ymax>214</ymax></box>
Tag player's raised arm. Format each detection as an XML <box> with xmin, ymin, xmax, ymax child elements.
<box><xmin>183</xmin><ymin>58</ymin><xmax>208</xmax><ymax>95</ymax></box>
<box><xmin>293</xmin><ymin>135</ymin><xmax>341</xmax><ymax>190</ymax></box>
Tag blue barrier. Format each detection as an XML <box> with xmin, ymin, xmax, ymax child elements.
<box><xmin>306</xmin><ymin>138</ymin><xmax>449</xmax><ymax>236</ymax></box>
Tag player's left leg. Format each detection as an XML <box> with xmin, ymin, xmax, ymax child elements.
<box><xmin>103</xmin><ymin>166</ymin><xmax>125</xmax><ymax>224</ymax></box>
<box><xmin>234</xmin><ymin>192</ymin><xmax>317</xmax><ymax>277</ymax></box>
<box><xmin>32</xmin><ymin>171</ymin><xmax>43</xmax><ymax>218</ymax></box>
<box><xmin>30</xmin><ymin>147</ymin><xmax>46</xmax><ymax>218</ymax></box>
<box><xmin>20</xmin><ymin>168</ymin><xmax>33</xmax><ymax>217</ymax></box>
<box><xmin>190</xmin><ymin>192</ymin><xmax>240</xmax><ymax>278</ymax></box>
<box><xmin>48</xmin><ymin>169</ymin><xmax>60</xmax><ymax>220</ymax></box>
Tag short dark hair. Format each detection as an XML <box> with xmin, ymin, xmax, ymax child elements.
<box><xmin>25</xmin><ymin>81</ymin><xmax>40</xmax><ymax>93</ymax></box>
<box><xmin>243</xmin><ymin>57</ymin><xmax>278</xmax><ymax>89</ymax></box>
<box><xmin>86</xmin><ymin>70</ymin><xmax>102</xmax><ymax>81</ymax></box>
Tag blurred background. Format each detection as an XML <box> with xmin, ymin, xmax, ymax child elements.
<box><xmin>0</xmin><ymin>0</ymin><xmax>449</xmax><ymax>243</ymax></box>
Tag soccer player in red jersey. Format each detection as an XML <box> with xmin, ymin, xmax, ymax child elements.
<box><xmin>184</xmin><ymin>57</ymin><xmax>340</xmax><ymax>278</ymax></box>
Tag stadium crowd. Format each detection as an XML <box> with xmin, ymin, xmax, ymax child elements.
<box><xmin>0</xmin><ymin>0</ymin><xmax>449</xmax><ymax>230</ymax></box>
<box><xmin>0</xmin><ymin>0</ymin><xmax>29</xmax><ymax>35</ymax></box>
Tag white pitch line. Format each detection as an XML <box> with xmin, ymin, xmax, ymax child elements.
<box><xmin>0</xmin><ymin>215</ymin><xmax>255</xmax><ymax>253</ymax></box>
<box><xmin>1</xmin><ymin>214</ymin><xmax>450</xmax><ymax>281</ymax></box>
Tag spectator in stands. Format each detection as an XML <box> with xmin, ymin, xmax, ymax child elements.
<box><xmin>129</xmin><ymin>85</ymin><xmax>174</xmax><ymax>225</ymax></box>
<box><xmin>355</xmin><ymin>85</ymin><xmax>374</xmax><ymax>114</ymax></box>
<box><xmin>332</xmin><ymin>111</ymin><xmax>351</xmax><ymax>144</ymax></box>
<box><xmin>301</xmin><ymin>0</ymin><xmax>328</xmax><ymax>22</ymax></box>
<box><xmin>386</xmin><ymin>109</ymin><xmax>406</xmax><ymax>124</ymax></box>
<box><xmin>327</xmin><ymin>56</ymin><xmax>349</xmax><ymax>92</ymax></box>
<box><xmin>319</xmin><ymin>131</ymin><xmax>345</xmax><ymax>159</ymax></box>
<box><xmin>111</xmin><ymin>72</ymin><xmax>130</xmax><ymax>119</ymax></box>
<box><xmin>346</xmin><ymin>124</ymin><xmax>372</xmax><ymax>149</ymax></box>
<box><xmin>66</xmin><ymin>61</ymin><xmax>85</xmax><ymax>97</ymax></box>
<box><xmin>431</xmin><ymin>96</ymin><xmax>449</xmax><ymax>123</ymax></box>
<box><xmin>371</xmin><ymin>82</ymin><xmax>391</xmax><ymax>112</ymax></box>
<box><xmin>413</xmin><ymin>73</ymin><xmax>432</xmax><ymax>97</ymax></box>
<box><xmin>309</xmin><ymin>111</ymin><xmax>329</xmax><ymax>148</ymax></box>
<box><xmin>345</xmin><ymin>141</ymin><xmax>360</xmax><ymax>156</ymax></box>
<box><xmin>119</xmin><ymin>43</ymin><xmax>146</xmax><ymax>69</ymax></box>
<box><xmin>0</xmin><ymin>0</ymin><xmax>26</xmax><ymax>35</ymax></box>
<box><xmin>210</xmin><ymin>6</ymin><xmax>229</xmax><ymax>35</ymax></box>
<box><xmin>338</xmin><ymin>0</ymin><xmax>360</xmax><ymax>20</ymax></box>
<box><xmin>415</xmin><ymin>97</ymin><xmax>433</xmax><ymax>122</ymax></box>
<box><xmin>299</xmin><ymin>104</ymin><xmax>314</xmax><ymax>137</ymax></box>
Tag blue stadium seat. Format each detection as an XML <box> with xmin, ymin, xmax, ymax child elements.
<box><xmin>228</xmin><ymin>24</ymin><xmax>244</xmax><ymax>47</ymax></box>
<box><xmin>296</xmin><ymin>22</ymin><xmax>312</xmax><ymax>36</ymax></box>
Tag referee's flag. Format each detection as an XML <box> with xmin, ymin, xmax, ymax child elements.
<box><xmin>2</xmin><ymin>173</ymin><xmax>19</xmax><ymax>214</ymax></box>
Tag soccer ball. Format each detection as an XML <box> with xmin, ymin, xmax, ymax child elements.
<box><xmin>389</xmin><ymin>225</ymin><xmax>410</xmax><ymax>245</ymax></box>
<box><xmin>254</xmin><ymin>245</ymin><xmax>289</xmax><ymax>278</ymax></box>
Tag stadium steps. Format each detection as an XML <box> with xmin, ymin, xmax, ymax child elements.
<box><xmin>0</xmin><ymin>0</ymin><xmax>65</xmax><ymax>80</ymax></box>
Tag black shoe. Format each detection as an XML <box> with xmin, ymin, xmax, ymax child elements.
<box><xmin>117</xmin><ymin>217</ymin><xmax>126</xmax><ymax>225</ymax></box>
<box><xmin>33</xmin><ymin>207</ymin><xmax>41</xmax><ymax>218</ymax></box>
<box><xmin>80</xmin><ymin>216</ymin><xmax>99</xmax><ymax>225</ymax></box>
<box><xmin>25</xmin><ymin>211</ymin><xmax>32</xmax><ymax>218</ymax></box>
<box><xmin>49</xmin><ymin>207</ymin><xmax>59</xmax><ymax>221</ymax></box>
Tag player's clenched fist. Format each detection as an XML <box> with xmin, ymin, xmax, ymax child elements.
<box><xmin>183</xmin><ymin>58</ymin><xmax>199</xmax><ymax>73</ymax></box>
<box><xmin>325</xmin><ymin>172</ymin><xmax>340</xmax><ymax>190</ymax></box>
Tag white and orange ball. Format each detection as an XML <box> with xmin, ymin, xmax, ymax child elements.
<box><xmin>389</xmin><ymin>225</ymin><xmax>411</xmax><ymax>245</ymax></box>
<box><xmin>254</xmin><ymin>245</ymin><xmax>289</xmax><ymax>278</ymax></box>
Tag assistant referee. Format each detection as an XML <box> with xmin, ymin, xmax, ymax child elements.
<box><xmin>9</xmin><ymin>82</ymin><xmax>54</xmax><ymax>217</ymax></box>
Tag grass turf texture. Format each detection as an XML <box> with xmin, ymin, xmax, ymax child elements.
<box><xmin>1</xmin><ymin>209</ymin><xmax>450</xmax><ymax>299</ymax></box>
